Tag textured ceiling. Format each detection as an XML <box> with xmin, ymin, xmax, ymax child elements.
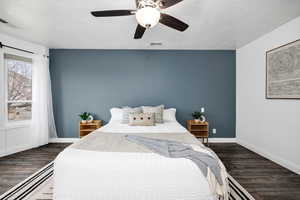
<box><xmin>0</xmin><ymin>0</ymin><xmax>300</xmax><ymax>49</ymax></box>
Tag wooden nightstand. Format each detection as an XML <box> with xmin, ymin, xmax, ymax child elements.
<box><xmin>186</xmin><ymin>120</ymin><xmax>209</xmax><ymax>145</ymax></box>
<box><xmin>79</xmin><ymin>120</ymin><xmax>102</xmax><ymax>138</ymax></box>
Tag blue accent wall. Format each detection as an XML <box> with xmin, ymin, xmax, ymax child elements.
<box><xmin>49</xmin><ymin>50</ymin><xmax>236</xmax><ymax>138</ymax></box>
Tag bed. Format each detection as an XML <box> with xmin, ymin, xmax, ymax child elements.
<box><xmin>54</xmin><ymin>109</ymin><xmax>228</xmax><ymax>200</ymax></box>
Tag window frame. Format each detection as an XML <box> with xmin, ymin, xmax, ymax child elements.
<box><xmin>3</xmin><ymin>48</ymin><xmax>34</xmax><ymax>127</ymax></box>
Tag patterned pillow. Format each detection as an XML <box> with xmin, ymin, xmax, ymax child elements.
<box><xmin>121</xmin><ymin>107</ymin><xmax>142</xmax><ymax>124</ymax></box>
<box><xmin>142</xmin><ymin>105</ymin><xmax>164</xmax><ymax>123</ymax></box>
<box><xmin>129</xmin><ymin>113</ymin><xmax>155</xmax><ymax>126</ymax></box>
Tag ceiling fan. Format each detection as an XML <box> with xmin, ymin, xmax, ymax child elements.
<box><xmin>91</xmin><ymin>0</ymin><xmax>189</xmax><ymax>39</ymax></box>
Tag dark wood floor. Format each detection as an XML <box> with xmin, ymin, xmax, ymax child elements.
<box><xmin>0</xmin><ymin>143</ymin><xmax>70</xmax><ymax>195</ymax></box>
<box><xmin>0</xmin><ymin>143</ymin><xmax>299</xmax><ymax>200</ymax></box>
<box><xmin>210</xmin><ymin>143</ymin><xmax>300</xmax><ymax>200</ymax></box>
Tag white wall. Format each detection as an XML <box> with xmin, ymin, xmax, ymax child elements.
<box><xmin>236</xmin><ymin>16</ymin><xmax>300</xmax><ymax>174</ymax></box>
<box><xmin>0</xmin><ymin>32</ymin><xmax>48</xmax><ymax>157</ymax></box>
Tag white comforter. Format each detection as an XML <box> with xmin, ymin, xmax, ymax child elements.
<box><xmin>54</xmin><ymin>121</ymin><xmax>228</xmax><ymax>200</ymax></box>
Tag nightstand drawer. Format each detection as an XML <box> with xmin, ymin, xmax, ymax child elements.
<box><xmin>190</xmin><ymin>131</ymin><xmax>209</xmax><ymax>137</ymax></box>
<box><xmin>190</xmin><ymin>125</ymin><xmax>208</xmax><ymax>131</ymax></box>
<box><xmin>186</xmin><ymin>120</ymin><xmax>209</xmax><ymax>145</ymax></box>
<box><xmin>79</xmin><ymin>120</ymin><xmax>102</xmax><ymax>138</ymax></box>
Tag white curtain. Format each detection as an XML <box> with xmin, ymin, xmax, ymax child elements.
<box><xmin>31</xmin><ymin>55</ymin><xmax>57</xmax><ymax>146</ymax></box>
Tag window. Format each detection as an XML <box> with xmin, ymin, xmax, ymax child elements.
<box><xmin>5</xmin><ymin>54</ymin><xmax>32</xmax><ymax>121</ymax></box>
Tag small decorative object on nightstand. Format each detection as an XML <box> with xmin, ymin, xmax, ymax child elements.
<box><xmin>186</xmin><ymin>120</ymin><xmax>209</xmax><ymax>145</ymax></box>
<box><xmin>79</xmin><ymin>112</ymin><xmax>91</xmax><ymax>124</ymax></box>
<box><xmin>191</xmin><ymin>109</ymin><xmax>206</xmax><ymax>123</ymax></box>
<box><xmin>79</xmin><ymin>120</ymin><xmax>102</xmax><ymax>138</ymax></box>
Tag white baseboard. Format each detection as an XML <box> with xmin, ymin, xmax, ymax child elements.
<box><xmin>49</xmin><ymin>138</ymin><xmax>80</xmax><ymax>143</ymax></box>
<box><xmin>208</xmin><ymin>138</ymin><xmax>236</xmax><ymax>143</ymax></box>
<box><xmin>238</xmin><ymin>139</ymin><xmax>300</xmax><ymax>175</ymax></box>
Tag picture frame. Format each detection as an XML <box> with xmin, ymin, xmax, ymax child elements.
<box><xmin>266</xmin><ymin>39</ymin><xmax>300</xmax><ymax>99</ymax></box>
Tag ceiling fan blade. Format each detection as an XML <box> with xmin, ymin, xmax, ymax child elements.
<box><xmin>135</xmin><ymin>0</ymin><xmax>139</xmax><ymax>7</ymax></box>
<box><xmin>159</xmin><ymin>13</ymin><xmax>189</xmax><ymax>32</ymax></box>
<box><xmin>134</xmin><ymin>24</ymin><xmax>146</xmax><ymax>39</ymax></box>
<box><xmin>91</xmin><ymin>10</ymin><xmax>135</xmax><ymax>17</ymax></box>
<box><xmin>0</xmin><ymin>18</ymin><xmax>8</xmax><ymax>24</ymax></box>
<box><xmin>159</xmin><ymin>0</ymin><xmax>183</xmax><ymax>9</ymax></box>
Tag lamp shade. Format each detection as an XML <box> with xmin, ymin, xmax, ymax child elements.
<box><xmin>136</xmin><ymin>7</ymin><xmax>160</xmax><ymax>28</ymax></box>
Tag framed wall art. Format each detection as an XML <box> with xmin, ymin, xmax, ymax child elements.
<box><xmin>266</xmin><ymin>39</ymin><xmax>300</xmax><ymax>99</ymax></box>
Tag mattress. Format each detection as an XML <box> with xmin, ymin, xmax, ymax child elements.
<box><xmin>53</xmin><ymin>120</ymin><xmax>228</xmax><ymax>200</ymax></box>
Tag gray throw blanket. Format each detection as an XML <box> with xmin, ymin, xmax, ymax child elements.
<box><xmin>125</xmin><ymin>135</ymin><xmax>223</xmax><ymax>185</ymax></box>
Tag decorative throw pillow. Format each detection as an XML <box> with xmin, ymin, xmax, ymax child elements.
<box><xmin>122</xmin><ymin>107</ymin><xmax>142</xmax><ymax>124</ymax></box>
<box><xmin>129</xmin><ymin>113</ymin><xmax>155</xmax><ymax>126</ymax></box>
<box><xmin>142</xmin><ymin>105</ymin><xmax>164</xmax><ymax>123</ymax></box>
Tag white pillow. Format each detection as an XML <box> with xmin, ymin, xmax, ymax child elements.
<box><xmin>163</xmin><ymin>108</ymin><xmax>176</xmax><ymax>121</ymax></box>
<box><xmin>110</xmin><ymin>107</ymin><xmax>123</xmax><ymax>121</ymax></box>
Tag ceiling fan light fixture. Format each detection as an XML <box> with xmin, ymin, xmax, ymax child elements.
<box><xmin>90</xmin><ymin>0</ymin><xmax>188</xmax><ymax>39</ymax></box>
<box><xmin>136</xmin><ymin>7</ymin><xmax>160</xmax><ymax>28</ymax></box>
